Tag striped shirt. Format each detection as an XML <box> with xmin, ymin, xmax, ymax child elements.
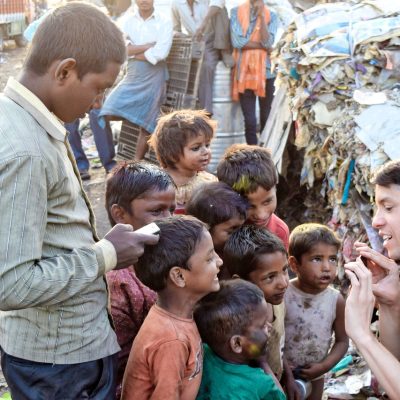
<box><xmin>0</xmin><ymin>78</ymin><xmax>120</xmax><ymax>364</ymax></box>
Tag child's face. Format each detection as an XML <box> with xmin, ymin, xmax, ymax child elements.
<box><xmin>122</xmin><ymin>186</ymin><xmax>176</xmax><ymax>230</ymax></box>
<box><xmin>245</xmin><ymin>186</ymin><xmax>277</xmax><ymax>227</ymax></box>
<box><xmin>183</xmin><ymin>229</ymin><xmax>222</xmax><ymax>296</ymax></box>
<box><xmin>211</xmin><ymin>215</ymin><xmax>245</xmax><ymax>252</ymax></box>
<box><xmin>291</xmin><ymin>242</ymin><xmax>338</xmax><ymax>294</ymax></box>
<box><xmin>58</xmin><ymin>61</ymin><xmax>121</xmax><ymax>123</ymax></box>
<box><xmin>176</xmin><ymin>133</ymin><xmax>211</xmax><ymax>173</ymax></box>
<box><xmin>248</xmin><ymin>251</ymin><xmax>289</xmax><ymax>305</ymax></box>
<box><xmin>241</xmin><ymin>299</ymin><xmax>272</xmax><ymax>360</ymax></box>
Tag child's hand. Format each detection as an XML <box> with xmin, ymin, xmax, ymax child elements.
<box><xmin>298</xmin><ymin>362</ymin><xmax>325</xmax><ymax>380</ymax></box>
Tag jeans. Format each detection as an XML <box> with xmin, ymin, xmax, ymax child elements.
<box><xmin>1</xmin><ymin>348</ymin><xmax>118</xmax><ymax>400</ymax></box>
<box><xmin>238</xmin><ymin>78</ymin><xmax>275</xmax><ymax>145</ymax></box>
<box><xmin>65</xmin><ymin>109</ymin><xmax>116</xmax><ymax>172</ymax></box>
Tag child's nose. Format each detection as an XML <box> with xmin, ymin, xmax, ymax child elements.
<box><xmin>216</xmin><ymin>253</ymin><xmax>223</xmax><ymax>270</ymax></box>
<box><xmin>277</xmin><ymin>274</ymin><xmax>289</xmax><ymax>289</ymax></box>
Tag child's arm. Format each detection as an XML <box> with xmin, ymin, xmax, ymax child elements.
<box><xmin>299</xmin><ymin>294</ymin><xmax>349</xmax><ymax>379</ymax></box>
<box><xmin>281</xmin><ymin>357</ymin><xmax>300</xmax><ymax>400</ymax></box>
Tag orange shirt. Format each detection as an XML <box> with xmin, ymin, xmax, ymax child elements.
<box><xmin>121</xmin><ymin>305</ymin><xmax>203</xmax><ymax>400</ymax></box>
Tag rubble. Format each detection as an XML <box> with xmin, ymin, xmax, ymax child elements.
<box><xmin>272</xmin><ymin>0</ymin><xmax>400</xmax><ymax>262</ymax></box>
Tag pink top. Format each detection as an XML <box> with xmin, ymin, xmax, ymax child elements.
<box><xmin>265</xmin><ymin>213</ymin><xmax>289</xmax><ymax>250</ymax></box>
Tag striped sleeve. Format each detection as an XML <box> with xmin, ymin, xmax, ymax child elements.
<box><xmin>0</xmin><ymin>155</ymin><xmax>104</xmax><ymax>311</ymax></box>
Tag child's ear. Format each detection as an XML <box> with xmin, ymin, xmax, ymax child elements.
<box><xmin>110</xmin><ymin>204</ymin><xmax>127</xmax><ymax>225</ymax></box>
<box><xmin>169</xmin><ymin>267</ymin><xmax>186</xmax><ymax>288</ymax></box>
<box><xmin>230</xmin><ymin>335</ymin><xmax>243</xmax><ymax>354</ymax></box>
<box><xmin>288</xmin><ymin>256</ymin><xmax>300</xmax><ymax>275</ymax></box>
<box><xmin>54</xmin><ymin>58</ymin><xmax>77</xmax><ymax>83</ymax></box>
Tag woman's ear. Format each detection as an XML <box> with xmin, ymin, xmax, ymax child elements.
<box><xmin>288</xmin><ymin>255</ymin><xmax>300</xmax><ymax>275</ymax></box>
<box><xmin>110</xmin><ymin>204</ymin><xmax>126</xmax><ymax>225</ymax></box>
<box><xmin>169</xmin><ymin>267</ymin><xmax>186</xmax><ymax>288</ymax></box>
<box><xmin>230</xmin><ymin>335</ymin><xmax>243</xmax><ymax>354</ymax></box>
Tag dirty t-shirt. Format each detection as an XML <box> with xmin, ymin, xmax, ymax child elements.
<box><xmin>284</xmin><ymin>283</ymin><xmax>339</xmax><ymax>368</ymax></box>
<box><xmin>121</xmin><ymin>304</ymin><xmax>203</xmax><ymax>400</ymax></box>
<box><xmin>174</xmin><ymin>171</ymin><xmax>218</xmax><ymax>214</ymax></box>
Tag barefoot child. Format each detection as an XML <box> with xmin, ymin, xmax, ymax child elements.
<box><xmin>105</xmin><ymin>161</ymin><xmax>176</xmax><ymax>398</ymax></box>
<box><xmin>194</xmin><ymin>279</ymin><xmax>286</xmax><ymax>400</ymax></box>
<box><xmin>122</xmin><ymin>216</ymin><xmax>223</xmax><ymax>399</ymax></box>
<box><xmin>186</xmin><ymin>181</ymin><xmax>247</xmax><ymax>259</ymax></box>
<box><xmin>149</xmin><ymin>109</ymin><xmax>218</xmax><ymax>213</ymax></box>
<box><xmin>285</xmin><ymin>223</ymin><xmax>348</xmax><ymax>400</ymax></box>
<box><xmin>224</xmin><ymin>225</ymin><xmax>298</xmax><ymax>398</ymax></box>
<box><xmin>217</xmin><ymin>144</ymin><xmax>289</xmax><ymax>249</ymax></box>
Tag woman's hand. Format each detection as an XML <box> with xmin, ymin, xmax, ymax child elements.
<box><xmin>344</xmin><ymin>259</ymin><xmax>376</xmax><ymax>343</ymax></box>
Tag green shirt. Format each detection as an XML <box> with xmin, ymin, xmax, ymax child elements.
<box><xmin>197</xmin><ymin>344</ymin><xmax>287</xmax><ymax>400</ymax></box>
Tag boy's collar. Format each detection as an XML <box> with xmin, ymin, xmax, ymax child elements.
<box><xmin>4</xmin><ymin>77</ymin><xmax>66</xmax><ymax>142</ymax></box>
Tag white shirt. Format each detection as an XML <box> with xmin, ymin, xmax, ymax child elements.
<box><xmin>171</xmin><ymin>0</ymin><xmax>225</xmax><ymax>35</ymax></box>
<box><xmin>118</xmin><ymin>10</ymin><xmax>173</xmax><ymax>65</ymax></box>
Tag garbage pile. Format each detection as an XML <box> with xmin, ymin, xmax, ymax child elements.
<box><xmin>273</xmin><ymin>0</ymin><xmax>400</xmax><ymax>262</ymax></box>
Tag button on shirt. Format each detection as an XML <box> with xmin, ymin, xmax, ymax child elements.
<box><xmin>0</xmin><ymin>78</ymin><xmax>119</xmax><ymax>364</ymax></box>
<box><xmin>118</xmin><ymin>10</ymin><xmax>173</xmax><ymax>65</ymax></box>
<box><xmin>171</xmin><ymin>0</ymin><xmax>225</xmax><ymax>35</ymax></box>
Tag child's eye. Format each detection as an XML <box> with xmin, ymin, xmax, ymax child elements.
<box><xmin>191</xmin><ymin>146</ymin><xmax>200</xmax><ymax>151</ymax></box>
<box><xmin>329</xmin><ymin>257</ymin><xmax>337</xmax><ymax>263</ymax></box>
<box><xmin>312</xmin><ymin>257</ymin><xmax>322</xmax><ymax>262</ymax></box>
<box><xmin>283</xmin><ymin>265</ymin><xmax>289</xmax><ymax>274</ymax></box>
<box><xmin>384</xmin><ymin>205</ymin><xmax>393</xmax><ymax>212</ymax></box>
<box><xmin>263</xmin><ymin>275</ymin><xmax>273</xmax><ymax>283</ymax></box>
<box><xmin>205</xmin><ymin>143</ymin><xmax>211</xmax><ymax>148</ymax></box>
<box><xmin>150</xmin><ymin>209</ymin><xmax>162</xmax><ymax>216</ymax></box>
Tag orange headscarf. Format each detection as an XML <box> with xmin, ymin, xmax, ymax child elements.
<box><xmin>232</xmin><ymin>1</ymin><xmax>271</xmax><ymax>101</ymax></box>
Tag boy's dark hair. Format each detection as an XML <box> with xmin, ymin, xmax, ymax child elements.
<box><xmin>194</xmin><ymin>279</ymin><xmax>265</xmax><ymax>351</ymax></box>
<box><xmin>288</xmin><ymin>223</ymin><xmax>341</xmax><ymax>262</ymax></box>
<box><xmin>149</xmin><ymin>109</ymin><xmax>216</xmax><ymax>169</ymax></box>
<box><xmin>105</xmin><ymin>161</ymin><xmax>175</xmax><ymax>226</ymax></box>
<box><xmin>24</xmin><ymin>2</ymin><xmax>126</xmax><ymax>79</ymax></box>
<box><xmin>135</xmin><ymin>216</ymin><xmax>207</xmax><ymax>291</ymax></box>
<box><xmin>372</xmin><ymin>160</ymin><xmax>400</xmax><ymax>187</ymax></box>
<box><xmin>223</xmin><ymin>225</ymin><xmax>287</xmax><ymax>279</ymax></box>
<box><xmin>216</xmin><ymin>144</ymin><xmax>278</xmax><ymax>195</ymax></box>
<box><xmin>186</xmin><ymin>182</ymin><xmax>247</xmax><ymax>230</ymax></box>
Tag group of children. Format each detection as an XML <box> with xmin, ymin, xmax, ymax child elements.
<box><xmin>104</xmin><ymin>109</ymin><xmax>349</xmax><ymax>399</ymax></box>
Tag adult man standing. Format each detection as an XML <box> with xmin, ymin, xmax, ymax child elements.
<box><xmin>345</xmin><ymin>160</ymin><xmax>400</xmax><ymax>399</ymax></box>
<box><xmin>0</xmin><ymin>3</ymin><xmax>158</xmax><ymax>399</ymax></box>
<box><xmin>100</xmin><ymin>0</ymin><xmax>173</xmax><ymax>160</ymax></box>
<box><xmin>171</xmin><ymin>0</ymin><xmax>233</xmax><ymax>115</ymax></box>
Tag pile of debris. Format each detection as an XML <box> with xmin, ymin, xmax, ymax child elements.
<box><xmin>273</xmin><ymin>0</ymin><xmax>400</xmax><ymax>262</ymax></box>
